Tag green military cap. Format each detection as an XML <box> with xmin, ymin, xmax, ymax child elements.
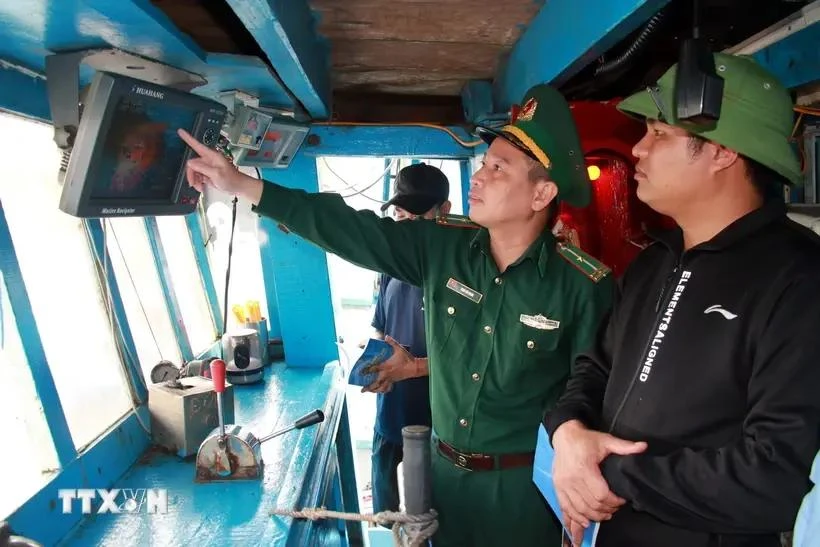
<box><xmin>617</xmin><ymin>52</ymin><xmax>800</xmax><ymax>185</ymax></box>
<box><xmin>476</xmin><ymin>84</ymin><xmax>590</xmax><ymax>207</ymax></box>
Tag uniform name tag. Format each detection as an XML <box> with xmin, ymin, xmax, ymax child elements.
<box><xmin>520</xmin><ymin>314</ymin><xmax>560</xmax><ymax>330</ymax></box>
<box><xmin>446</xmin><ymin>278</ymin><xmax>483</xmax><ymax>304</ymax></box>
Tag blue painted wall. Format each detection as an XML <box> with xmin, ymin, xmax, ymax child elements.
<box><xmin>258</xmin><ymin>154</ymin><xmax>339</xmax><ymax>368</ymax></box>
<box><xmin>753</xmin><ymin>21</ymin><xmax>820</xmax><ymax>90</ymax></box>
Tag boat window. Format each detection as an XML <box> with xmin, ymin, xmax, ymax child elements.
<box><xmin>104</xmin><ymin>217</ymin><xmax>183</xmax><ymax>377</ymax></box>
<box><xmin>200</xmin><ymin>166</ymin><xmax>269</xmax><ymax>331</ymax></box>
<box><xmin>155</xmin><ymin>215</ymin><xmax>217</xmax><ymax>354</ymax></box>
<box><xmin>0</xmin><ymin>112</ymin><xmax>132</xmax><ymax>451</ymax></box>
<box><xmin>0</xmin><ymin>274</ymin><xmax>60</xmax><ymax>520</ymax></box>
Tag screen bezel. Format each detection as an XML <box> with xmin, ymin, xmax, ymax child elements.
<box><xmin>59</xmin><ymin>72</ymin><xmax>225</xmax><ymax>218</ymax></box>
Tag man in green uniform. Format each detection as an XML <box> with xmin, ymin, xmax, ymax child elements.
<box><xmin>178</xmin><ymin>84</ymin><xmax>614</xmax><ymax>546</ymax></box>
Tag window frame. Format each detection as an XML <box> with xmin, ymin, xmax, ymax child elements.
<box><xmin>187</xmin><ymin>209</ymin><xmax>224</xmax><ymax>337</ymax></box>
<box><xmin>83</xmin><ymin>218</ymin><xmax>148</xmax><ymax>405</ymax></box>
<box><xmin>143</xmin><ymin>215</ymin><xmax>222</xmax><ymax>361</ymax></box>
<box><xmin>0</xmin><ymin>108</ymin><xmax>224</xmax><ymax>531</ymax></box>
<box><xmin>0</xmin><ymin>204</ymin><xmax>76</xmax><ymax>468</ymax></box>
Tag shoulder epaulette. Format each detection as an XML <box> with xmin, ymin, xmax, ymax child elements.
<box><xmin>556</xmin><ymin>241</ymin><xmax>611</xmax><ymax>283</ymax></box>
<box><xmin>436</xmin><ymin>213</ymin><xmax>480</xmax><ymax>229</ymax></box>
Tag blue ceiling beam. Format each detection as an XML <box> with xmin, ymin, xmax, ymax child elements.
<box><xmin>0</xmin><ymin>63</ymin><xmax>50</xmax><ymax>122</ymax></box>
<box><xmin>494</xmin><ymin>0</ymin><xmax>672</xmax><ymax>111</ymax></box>
<box><xmin>303</xmin><ymin>125</ymin><xmax>481</xmax><ymax>159</ymax></box>
<box><xmin>225</xmin><ymin>0</ymin><xmax>330</xmax><ymax>120</ymax></box>
<box><xmin>751</xmin><ymin>22</ymin><xmax>820</xmax><ymax>90</ymax></box>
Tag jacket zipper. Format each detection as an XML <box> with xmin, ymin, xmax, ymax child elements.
<box><xmin>607</xmin><ymin>258</ymin><xmax>683</xmax><ymax>434</ymax></box>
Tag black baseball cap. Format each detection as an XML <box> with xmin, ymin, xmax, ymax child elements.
<box><xmin>380</xmin><ymin>163</ymin><xmax>450</xmax><ymax>216</ymax></box>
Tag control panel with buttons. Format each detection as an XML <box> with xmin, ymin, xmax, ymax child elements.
<box><xmin>174</xmin><ymin>106</ymin><xmax>229</xmax><ymax>207</ymax></box>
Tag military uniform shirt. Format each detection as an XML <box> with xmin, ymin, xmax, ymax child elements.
<box><xmin>253</xmin><ymin>182</ymin><xmax>614</xmax><ymax>454</ymax></box>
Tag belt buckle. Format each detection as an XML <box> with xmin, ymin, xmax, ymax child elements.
<box><xmin>444</xmin><ymin>444</ymin><xmax>473</xmax><ymax>471</ymax></box>
<box><xmin>455</xmin><ymin>453</ymin><xmax>470</xmax><ymax>470</ymax></box>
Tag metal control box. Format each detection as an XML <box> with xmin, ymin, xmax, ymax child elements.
<box><xmin>148</xmin><ymin>376</ymin><xmax>235</xmax><ymax>458</ymax></box>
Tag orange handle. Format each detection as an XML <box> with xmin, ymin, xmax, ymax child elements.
<box><xmin>210</xmin><ymin>359</ymin><xmax>226</xmax><ymax>393</ymax></box>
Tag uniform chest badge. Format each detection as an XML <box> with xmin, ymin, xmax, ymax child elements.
<box><xmin>446</xmin><ymin>278</ymin><xmax>483</xmax><ymax>304</ymax></box>
<box><xmin>520</xmin><ymin>314</ymin><xmax>559</xmax><ymax>330</ymax></box>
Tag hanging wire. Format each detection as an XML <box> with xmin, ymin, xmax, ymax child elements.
<box><xmin>320</xmin><ymin>157</ymin><xmax>396</xmax><ymax>203</ymax></box>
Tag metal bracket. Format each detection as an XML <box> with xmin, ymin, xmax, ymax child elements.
<box><xmin>44</xmin><ymin>48</ymin><xmax>206</xmax><ymax>149</ymax></box>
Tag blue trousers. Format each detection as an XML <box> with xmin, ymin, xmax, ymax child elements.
<box><xmin>371</xmin><ymin>430</ymin><xmax>403</xmax><ymax>513</ymax></box>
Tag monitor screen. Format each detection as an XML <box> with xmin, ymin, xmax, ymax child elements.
<box><xmin>89</xmin><ymin>95</ymin><xmax>198</xmax><ymax>201</ymax></box>
<box><xmin>59</xmin><ymin>72</ymin><xmax>227</xmax><ymax>218</ymax></box>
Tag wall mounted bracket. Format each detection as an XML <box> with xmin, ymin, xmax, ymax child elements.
<box><xmin>44</xmin><ymin>48</ymin><xmax>206</xmax><ymax>149</ymax></box>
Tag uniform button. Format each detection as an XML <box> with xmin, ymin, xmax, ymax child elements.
<box><xmin>447</xmin><ymin>306</ymin><xmax>455</xmax><ymax>315</ymax></box>
<box><xmin>471</xmin><ymin>372</ymin><xmax>480</xmax><ymax>381</ymax></box>
<box><xmin>483</xmin><ymin>325</ymin><xmax>492</xmax><ymax>334</ymax></box>
<box><xmin>494</xmin><ymin>277</ymin><xmax>502</xmax><ymax>285</ymax></box>
<box><xmin>527</xmin><ymin>340</ymin><xmax>535</xmax><ymax>349</ymax></box>
<box><xmin>459</xmin><ymin>418</ymin><xmax>468</xmax><ymax>427</ymax></box>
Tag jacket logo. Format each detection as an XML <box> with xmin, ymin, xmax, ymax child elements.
<box><xmin>703</xmin><ymin>305</ymin><xmax>738</xmax><ymax>320</ymax></box>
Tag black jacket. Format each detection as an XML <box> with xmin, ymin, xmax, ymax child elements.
<box><xmin>545</xmin><ymin>201</ymin><xmax>820</xmax><ymax>547</ymax></box>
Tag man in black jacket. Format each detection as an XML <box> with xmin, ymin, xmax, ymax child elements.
<box><xmin>545</xmin><ymin>52</ymin><xmax>820</xmax><ymax>547</ymax></box>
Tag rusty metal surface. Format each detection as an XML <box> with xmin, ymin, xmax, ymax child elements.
<box><xmin>194</xmin><ymin>425</ymin><xmax>263</xmax><ymax>482</ymax></box>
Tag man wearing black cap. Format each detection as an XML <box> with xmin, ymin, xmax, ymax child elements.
<box><xmin>379</xmin><ymin>162</ymin><xmax>451</xmax><ymax>221</ymax></box>
<box><xmin>365</xmin><ymin>163</ymin><xmax>451</xmax><ymax>517</ymax></box>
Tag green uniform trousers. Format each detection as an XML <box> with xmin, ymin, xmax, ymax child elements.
<box><xmin>430</xmin><ymin>449</ymin><xmax>562</xmax><ymax>546</ymax></box>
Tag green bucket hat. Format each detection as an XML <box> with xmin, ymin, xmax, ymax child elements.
<box><xmin>476</xmin><ymin>84</ymin><xmax>589</xmax><ymax>207</ymax></box>
<box><xmin>617</xmin><ymin>52</ymin><xmax>800</xmax><ymax>185</ymax></box>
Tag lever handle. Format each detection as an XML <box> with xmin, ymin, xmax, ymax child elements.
<box><xmin>294</xmin><ymin>409</ymin><xmax>324</xmax><ymax>429</ymax></box>
<box><xmin>210</xmin><ymin>359</ymin><xmax>226</xmax><ymax>393</ymax></box>
<box><xmin>257</xmin><ymin>409</ymin><xmax>326</xmax><ymax>444</ymax></box>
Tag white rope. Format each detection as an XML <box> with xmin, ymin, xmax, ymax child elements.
<box><xmin>270</xmin><ymin>507</ymin><xmax>438</xmax><ymax>547</ymax></box>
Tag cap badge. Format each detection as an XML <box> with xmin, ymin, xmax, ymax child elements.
<box><xmin>518</xmin><ymin>97</ymin><xmax>538</xmax><ymax>122</ymax></box>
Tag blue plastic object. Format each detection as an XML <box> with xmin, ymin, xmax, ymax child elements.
<box><xmin>348</xmin><ymin>338</ymin><xmax>394</xmax><ymax>387</ymax></box>
<box><xmin>533</xmin><ymin>424</ymin><xmax>600</xmax><ymax>546</ymax></box>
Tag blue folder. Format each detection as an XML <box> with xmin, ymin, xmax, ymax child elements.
<box><xmin>533</xmin><ymin>423</ymin><xmax>600</xmax><ymax>546</ymax></box>
<box><xmin>347</xmin><ymin>338</ymin><xmax>394</xmax><ymax>387</ymax></box>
